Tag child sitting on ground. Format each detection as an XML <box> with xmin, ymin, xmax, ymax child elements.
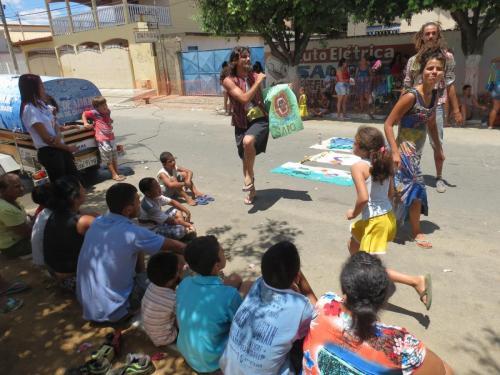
<box><xmin>138</xmin><ymin>177</ymin><xmax>195</xmax><ymax>240</ymax></box>
<box><xmin>158</xmin><ymin>151</ymin><xmax>212</xmax><ymax>206</ymax></box>
<box><xmin>82</xmin><ymin>96</ymin><xmax>125</xmax><ymax>181</ymax></box>
<box><xmin>141</xmin><ymin>252</ymin><xmax>183</xmax><ymax>347</ymax></box>
<box><xmin>220</xmin><ymin>241</ymin><xmax>317</xmax><ymax>375</ymax></box>
<box><xmin>176</xmin><ymin>235</ymin><xmax>252</xmax><ymax>374</ymax></box>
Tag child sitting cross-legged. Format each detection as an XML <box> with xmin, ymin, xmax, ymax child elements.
<box><xmin>176</xmin><ymin>235</ymin><xmax>252</xmax><ymax>374</ymax></box>
<box><xmin>220</xmin><ymin>241</ymin><xmax>317</xmax><ymax>375</ymax></box>
<box><xmin>138</xmin><ymin>177</ymin><xmax>195</xmax><ymax>241</ymax></box>
<box><xmin>141</xmin><ymin>252</ymin><xmax>183</xmax><ymax>347</ymax></box>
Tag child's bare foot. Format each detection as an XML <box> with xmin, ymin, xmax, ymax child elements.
<box><xmin>186</xmin><ymin>198</ymin><xmax>197</xmax><ymax>206</ymax></box>
<box><xmin>112</xmin><ymin>175</ymin><xmax>126</xmax><ymax>181</ymax></box>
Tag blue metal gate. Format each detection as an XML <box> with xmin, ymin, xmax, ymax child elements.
<box><xmin>181</xmin><ymin>47</ymin><xmax>264</xmax><ymax>96</ymax></box>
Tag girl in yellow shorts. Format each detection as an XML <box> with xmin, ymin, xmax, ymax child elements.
<box><xmin>345</xmin><ymin>126</ymin><xmax>432</xmax><ymax>310</ymax></box>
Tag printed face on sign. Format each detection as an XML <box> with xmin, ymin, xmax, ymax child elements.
<box><xmin>274</xmin><ymin>92</ymin><xmax>290</xmax><ymax>118</ymax></box>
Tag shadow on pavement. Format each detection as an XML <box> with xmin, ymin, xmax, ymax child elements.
<box><xmin>206</xmin><ymin>219</ymin><xmax>303</xmax><ymax>279</ymax></box>
<box><xmin>247</xmin><ymin>189</ymin><xmax>312</xmax><ymax>214</ymax></box>
<box><xmin>423</xmin><ymin>174</ymin><xmax>457</xmax><ymax>188</ymax></box>
<box><xmin>453</xmin><ymin>327</ymin><xmax>500</xmax><ymax>375</ymax></box>
<box><xmin>394</xmin><ymin>220</ymin><xmax>440</xmax><ymax>244</ymax></box>
<box><xmin>384</xmin><ymin>302</ymin><xmax>431</xmax><ymax>329</ymax></box>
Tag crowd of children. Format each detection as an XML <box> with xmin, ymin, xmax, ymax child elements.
<box><xmin>0</xmin><ymin>45</ymin><xmax>468</xmax><ymax>373</ymax></box>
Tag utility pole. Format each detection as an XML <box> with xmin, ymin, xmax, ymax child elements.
<box><xmin>17</xmin><ymin>12</ymin><xmax>24</xmax><ymax>41</ymax></box>
<box><xmin>0</xmin><ymin>1</ymin><xmax>19</xmax><ymax>74</ymax></box>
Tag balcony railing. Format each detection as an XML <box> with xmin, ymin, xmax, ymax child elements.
<box><xmin>52</xmin><ymin>4</ymin><xmax>170</xmax><ymax>36</ymax></box>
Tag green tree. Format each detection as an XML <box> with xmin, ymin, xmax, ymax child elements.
<box><xmin>349</xmin><ymin>0</ymin><xmax>500</xmax><ymax>93</ymax></box>
<box><xmin>196</xmin><ymin>0</ymin><xmax>346</xmax><ymax>83</ymax></box>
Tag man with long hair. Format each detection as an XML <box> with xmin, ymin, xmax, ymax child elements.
<box><xmin>222</xmin><ymin>46</ymin><xmax>267</xmax><ymax>205</ymax></box>
<box><xmin>403</xmin><ymin>22</ymin><xmax>462</xmax><ymax>193</ymax></box>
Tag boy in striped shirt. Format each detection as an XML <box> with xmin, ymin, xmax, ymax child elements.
<box><xmin>141</xmin><ymin>252</ymin><xmax>182</xmax><ymax>346</ymax></box>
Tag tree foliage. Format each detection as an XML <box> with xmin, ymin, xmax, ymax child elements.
<box><xmin>348</xmin><ymin>0</ymin><xmax>500</xmax><ymax>55</ymax></box>
<box><xmin>196</xmin><ymin>0</ymin><xmax>347</xmax><ymax>66</ymax></box>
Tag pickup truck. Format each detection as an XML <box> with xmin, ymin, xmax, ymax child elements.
<box><xmin>0</xmin><ymin>74</ymin><xmax>101</xmax><ymax>176</ymax></box>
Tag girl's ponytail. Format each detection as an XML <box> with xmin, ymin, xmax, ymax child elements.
<box><xmin>370</xmin><ymin>145</ymin><xmax>394</xmax><ymax>183</ymax></box>
<box><xmin>355</xmin><ymin>126</ymin><xmax>394</xmax><ymax>183</ymax></box>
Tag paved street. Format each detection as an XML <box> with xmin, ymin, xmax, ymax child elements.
<box><xmin>13</xmin><ymin>104</ymin><xmax>500</xmax><ymax>373</ymax></box>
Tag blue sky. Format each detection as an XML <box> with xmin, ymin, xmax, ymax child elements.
<box><xmin>3</xmin><ymin>0</ymin><xmax>92</xmax><ymax>25</ymax></box>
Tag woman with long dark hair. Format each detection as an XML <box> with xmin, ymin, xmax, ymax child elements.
<box><xmin>43</xmin><ymin>175</ymin><xmax>95</xmax><ymax>291</ymax></box>
<box><xmin>302</xmin><ymin>252</ymin><xmax>454</xmax><ymax>375</ymax></box>
<box><xmin>19</xmin><ymin>74</ymin><xmax>79</xmax><ymax>182</ymax></box>
<box><xmin>385</xmin><ymin>48</ymin><xmax>445</xmax><ymax>249</ymax></box>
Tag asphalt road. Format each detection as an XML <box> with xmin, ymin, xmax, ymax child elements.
<box><xmin>25</xmin><ymin>105</ymin><xmax>500</xmax><ymax>374</ymax></box>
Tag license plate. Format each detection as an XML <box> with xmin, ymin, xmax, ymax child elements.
<box><xmin>75</xmin><ymin>155</ymin><xmax>98</xmax><ymax>170</ymax></box>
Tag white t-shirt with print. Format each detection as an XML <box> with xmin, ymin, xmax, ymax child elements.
<box><xmin>21</xmin><ymin>102</ymin><xmax>58</xmax><ymax>149</ymax></box>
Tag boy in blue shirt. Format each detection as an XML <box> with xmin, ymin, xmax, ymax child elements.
<box><xmin>220</xmin><ymin>241</ymin><xmax>317</xmax><ymax>375</ymax></box>
<box><xmin>176</xmin><ymin>236</ymin><xmax>251</xmax><ymax>373</ymax></box>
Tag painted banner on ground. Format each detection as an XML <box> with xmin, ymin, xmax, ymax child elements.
<box><xmin>263</xmin><ymin>84</ymin><xmax>303</xmax><ymax>139</ymax></box>
<box><xmin>271</xmin><ymin>162</ymin><xmax>353</xmax><ymax>186</ymax></box>
<box><xmin>308</xmin><ymin>151</ymin><xmax>360</xmax><ymax>166</ymax></box>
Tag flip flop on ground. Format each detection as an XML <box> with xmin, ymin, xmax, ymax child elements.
<box><xmin>0</xmin><ymin>280</ymin><xmax>29</xmax><ymax>296</ymax></box>
<box><xmin>414</xmin><ymin>236</ymin><xmax>432</xmax><ymax>249</ymax></box>
<box><xmin>0</xmin><ymin>297</ymin><xmax>23</xmax><ymax>313</ymax></box>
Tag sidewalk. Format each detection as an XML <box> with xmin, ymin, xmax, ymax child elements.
<box><xmin>147</xmin><ymin>95</ymin><xmax>224</xmax><ymax>112</ymax></box>
<box><xmin>99</xmin><ymin>88</ymin><xmax>156</xmax><ymax>108</ymax></box>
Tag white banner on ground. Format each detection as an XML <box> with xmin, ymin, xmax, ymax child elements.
<box><xmin>308</xmin><ymin>151</ymin><xmax>361</xmax><ymax>166</ymax></box>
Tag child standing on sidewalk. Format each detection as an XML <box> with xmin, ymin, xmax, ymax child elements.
<box><xmin>346</xmin><ymin>126</ymin><xmax>432</xmax><ymax>310</ymax></box>
<box><xmin>82</xmin><ymin>96</ymin><xmax>125</xmax><ymax>181</ymax></box>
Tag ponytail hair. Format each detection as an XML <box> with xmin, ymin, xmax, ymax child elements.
<box><xmin>340</xmin><ymin>252</ymin><xmax>391</xmax><ymax>341</ymax></box>
<box><xmin>355</xmin><ymin>126</ymin><xmax>393</xmax><ymax>183</ymax></box>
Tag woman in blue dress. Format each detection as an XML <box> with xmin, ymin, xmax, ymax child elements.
<box><xmin>384</xmin><ymin>48</ymin><xmax>446</xmax><ymax>249</ymax></box>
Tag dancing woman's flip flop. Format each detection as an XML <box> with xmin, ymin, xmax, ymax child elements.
<box><xmin>414</xmin><ymin>237</ymin><xmax>432</xmax><ymax>249</ymax></box>
<box><xmin>419</xmin><ymin>274</ymin><xmax>432</xmax><ymax>311</ymax></box>
<box><xmin>242</xmin><ymin>178</ymin><xmax>255</xmax><ymax>192</ymax></box>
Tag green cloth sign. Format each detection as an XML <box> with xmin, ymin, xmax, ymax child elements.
<box><xmin>263</xmin><ymin>84</ymin><xmax>304</xmax><ymax>139</ymax></box>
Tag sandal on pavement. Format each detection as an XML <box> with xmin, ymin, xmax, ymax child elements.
<box><xmin>413</xmin><ymin>237</ymin><xmax>432</xmax><ymax>249</ymax></box>
<box><xmin>112</xmin><ymin>175</ymin><xmax>126</xmax><ymax>182</ymax></box>
<box><xmin>107</xmin><ymin>354</ymin><xmax>156</xmax><ymax>375</ymax></box>
<box><xmin>242</xmin><ymin>177</ymin><xmax>255</xmax><ymax>192</ymax></box>
<box><xmin>199</xmin><ymin>194</ymin><xmax>215</xmax><ymax>202</ymax></box>
<box><xmin>244</xmin><ymin>188</ymin><xmax>256</xmax><ymax>205</ymax></box>
<box><xmin>0</xmin><ymin>297</ymin><xmax>23</xmax><ymax>313</ymax></box>
<box><xmin>0</xmin><ymin>280</ymin><xmax>29</xmax><ymax>296</ymax></box>
<box><xmin>91</xmin><ymin>343</ymin><xmax>115</xmax><ymax>363</ymax></box>
<box><xmin>419</xmin><ymin>274</ymin><xmax>432</xmax><ymax>311</ymax></box>
<box><xmin>195</xmin><ymin>196</ymin><xmax>209</xmax><ymax>205</ymax></box>
<box><xmin>65</xmin><ymin>358</ymin><xmax>111</xmax><ymax>375</ymax></box>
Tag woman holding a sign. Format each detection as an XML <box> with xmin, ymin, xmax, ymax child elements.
<box><xmin>223</xmin><ymin>46</ymin><xmax>267</xmax><ymax>205</ymax></box>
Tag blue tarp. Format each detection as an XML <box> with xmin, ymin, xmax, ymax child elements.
<box><xmin>0</xmin><ymin>75</ymin><xmax>101</xmax><ymax>132</ymax></box>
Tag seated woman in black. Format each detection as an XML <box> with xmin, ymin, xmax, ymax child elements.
<box><xmin>43</xmin><ymin>175</ymin><xmax>95</xmax><ymax>291</ymax></box>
